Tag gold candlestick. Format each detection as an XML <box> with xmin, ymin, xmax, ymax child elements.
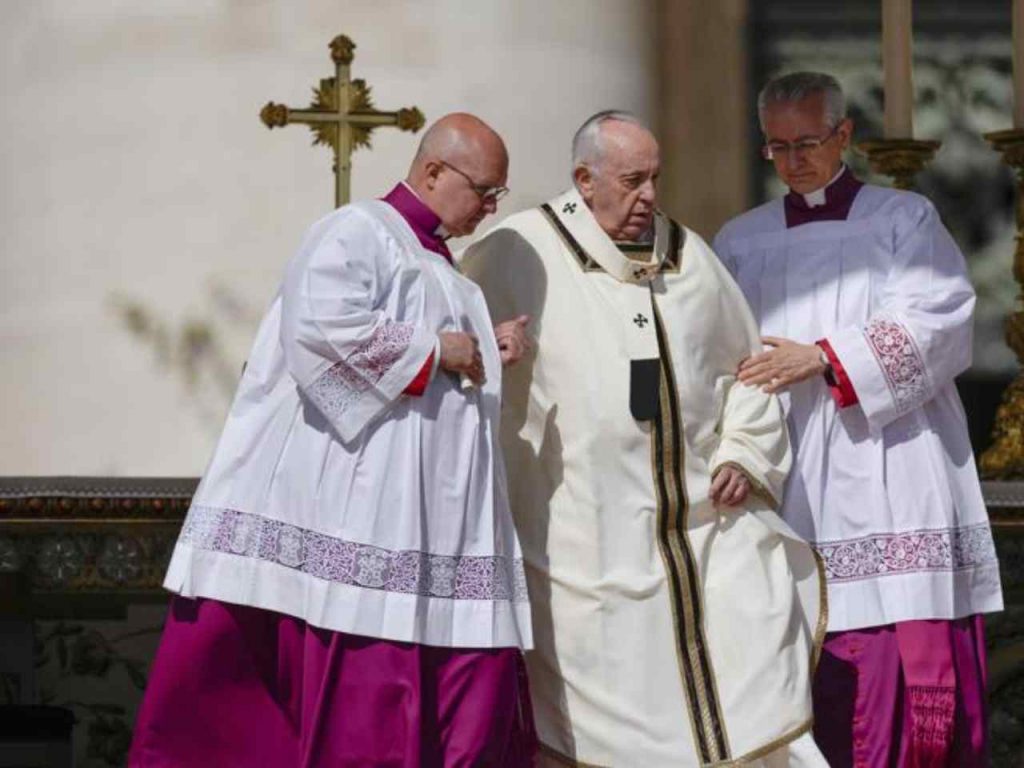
<box><xmin>980</xmin><ymin>129</ymin><xmax>1024</xmax><ymax>478</ymax></box>
<box><xmin>855</xmin><ymin>138</ymin><xmax>941</xmax><ymax>190</ymax></box>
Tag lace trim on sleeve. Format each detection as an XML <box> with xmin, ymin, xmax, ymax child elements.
<box><xmin>305</xmin><ymin>320</ymin><xmax>415</xmax><ymax>419</ymax></box>
<box><xmin>863</xmin><ymin>315</ymin><xmax>930</xmax><ymax>415</ymax></box>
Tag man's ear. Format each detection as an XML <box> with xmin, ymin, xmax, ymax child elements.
<box><xmin>838</xmin><ymin>118</ymin><xmax>854</xmax><ymax>150</ymax></box>
<box><xmin>573</xmin><ymin>165</ymin><xmax>595</xmax><ymax>201</ymax></box>
<box><xmin>424</xmin><ymin>160</ymin><xmax>443</xmax><ymax>191</ymax></box>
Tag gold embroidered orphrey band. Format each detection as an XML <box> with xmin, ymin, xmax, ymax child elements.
<box><xmin>534</xmin><ymin>204</ymin><xmax>729</xmax><ymax>763</ymax></box>
<box><xmin>651</xmin><ymin>298</ymin><xmax>731</xmax><ymax>763</ymax></box>
<box><xmin>537</xmin><ymin>203</ymin><xmax>681</xmax><ymax>275</ymax></box>
<box><xmin>532</xmin><ymin>207</ymin><xmax>829</xmax><ymax>766</ymax></box>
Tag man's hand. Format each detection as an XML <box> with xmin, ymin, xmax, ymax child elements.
<box><xmin>737</xmin><ymin>336</ymin><xmax>827</xmax><ymax>394</ymax></box>
<box><xmin>439</xmin><ymin>332</ymin><xmax>485</xmax><ymax>386</ymax></box>
<box><xmin>709</xmin><ymin>465</ymin><xmax>751</xmax><ymax>507</ymax></box>
<box><xmin>494</xmin><ymin>315</ymin><xmax>532</xmax><ymax>368</ymax></box>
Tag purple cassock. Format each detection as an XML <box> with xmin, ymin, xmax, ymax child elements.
<box><xmin>127</xmin><ymin>184</ymin><xmax>536</xmax><ymax>768</ymax></box>
<box><xmin>783</xmin><ymin>163</ymin><xmax>863</xmax><ymax>228</ymax></box>
<box><xmin>383</xmin><ymin>181</ymin><xmax>454</xmax><ymax>262</ymax></box>
<box><xmin>788</xmin><ymin>167</ymin><xmax>990</xmax><ymax>768</ymax></box>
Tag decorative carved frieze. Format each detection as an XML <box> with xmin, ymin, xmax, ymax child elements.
<box><xmin>0</xmin><ymin>477</ymin><xmax>195</xmax><ymax>605</ymax></box>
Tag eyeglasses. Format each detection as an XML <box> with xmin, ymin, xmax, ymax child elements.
<box><xmin>440</xmin><ymin>161</ymin><xmax>509</xmax><ymax>203</ymax></box>
<box><xmin>762</xmin><ymin>124</ymin><xmax>841</xmax><ymax>161</ymax></box>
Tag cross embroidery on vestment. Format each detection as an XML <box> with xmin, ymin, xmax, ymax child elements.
<box><xmin>562</xmin><ymin>202</ymin><xmax>577</xmax><ymax>214</ymax></box>
<box><xmin>633</xmin><ymin>313</ymin><xmax>649</xmax><ymax>328</ymax></box>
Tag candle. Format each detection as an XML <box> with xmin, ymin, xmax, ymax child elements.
<box><xmin>1015</xmin><ymin>0</ymin><xmax>1024</xmax><ymax>128</ymax></box>
<box><xmin>882</xmin><ymin>0</ymin><xmax>914</xmax><ymax>138</ymax></box>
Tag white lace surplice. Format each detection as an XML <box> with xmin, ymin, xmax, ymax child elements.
<box><xmin>714</xmin><ymin>184</ymin><xmax>1003</xmax><ymax>631</ymax></box>
<box><xmin>164</xmin><ymin>200</ymin><xmax>531</xmax><ymax>650</ymax></box>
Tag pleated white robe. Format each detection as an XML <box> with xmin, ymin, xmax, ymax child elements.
<box><xmin>164</xmin><ymin>200</ymin><xmax>532</xmax><ymax>651</ymax></box>
<box><xmin>714</xmin><ymin>185</ymin><xmax>1003</xmax><ymax>633</ymax></box>
<box><xmin>461</xmin><ymin>188</ymin><xmax>826</xmax><ymax>767</ymax></box>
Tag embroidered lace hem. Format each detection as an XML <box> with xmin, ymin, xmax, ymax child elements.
<box><xmin>816</xmin><ymin>523</ymin><xmax>997</xmax><ymax>582</ymax></box>
<box><xmin>178</xmin><ymin>505</ymin><xmax>529</xmax><ymax>602</ymax></box>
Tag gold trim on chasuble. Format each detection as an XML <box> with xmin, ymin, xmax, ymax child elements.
<box><xmin>617</xmin><ymin>242</ymin><xmax>655</xmax><ymax>263</ymax></box>
<box><xmin>651</xmin><ymin>301</ymin><xmax>731</xmax><ymax>764</ymax></box>
<box><xmin>537</xmin><ymin>203</ymin><xmax>730</xmax><ymax>766</ymax></box>
<box><xmin>810</xmin><ymin>549</ymin><xmax>830</xmax><ymax>674</ymax></box>
<box><xmin>538</xmin><ymin>204</ymin><xmax>682</xmax><ymax>275</ymax></box>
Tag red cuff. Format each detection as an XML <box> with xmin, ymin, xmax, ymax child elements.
<box><xmin>403</xmin><ymin>351</ymin><xmax>435</xmax><ymax>397</ymax></box>
<box><xmin>816</xmin><ymin>339</ymin><xmax>858</xmax><ymax>408</ymax></box>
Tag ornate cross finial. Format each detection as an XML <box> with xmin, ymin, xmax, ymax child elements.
<box><xmin>260</xmin><ymin>34</ymin><xmax>426</xmax><ymax>207</ymax></box>
<box><xmin>329</xmin><ymin>34</ymin><xmax>356</xmax><ymax>65</ymax></box>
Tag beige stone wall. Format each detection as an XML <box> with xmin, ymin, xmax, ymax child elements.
<box><xmin>0</xmin><ymin>1</ymin><xmax>657</xmax><ymax>475</ymax></box>
<box><xmin>655</xmin><ymin>0</ymin><xmax>750</xmax><ymax>239</ymax></box>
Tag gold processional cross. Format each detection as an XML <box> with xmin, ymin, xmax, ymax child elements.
<box><xmin>260</xmin><ymin>34</ymin><xmax>426</xmax><ymax>207</ymax></box>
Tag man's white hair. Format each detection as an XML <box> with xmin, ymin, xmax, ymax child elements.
<box><xmin>571</xmin><ymin>110</ymin><xmax>649</xmax><ymax>175</ymax></box>
<box><xmin>757</xmin><ymin>72</ymin><xmax>847</xmax><ymax>131</ymax></box>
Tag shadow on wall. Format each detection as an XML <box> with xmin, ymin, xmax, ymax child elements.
<box><xmin>108</xmin><ymin>280</ymin><xmax>259</xmax><ymax>432</ymax></box>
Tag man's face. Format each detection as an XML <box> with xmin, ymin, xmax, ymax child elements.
<box><xmin>762</xmin><ymin>93</ymin><xmax>851</xmax><ymax>195</ymax></box>
<box><xmin>432</xmin><ymin>150</ymin><xmax>508</xmax><ymax>238</ymax></box>
<box><xmin>576</xmin><ymin>121</ymin><xmax>660</xmax><ymax>242</ymax></box>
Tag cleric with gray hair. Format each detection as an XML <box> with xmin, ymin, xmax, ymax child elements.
<box><xmin>714</xmin><ymin>69</ymin><xmax>1002</xmax><ymax>765</ymax></box>
<box><xmin>564</xmin><ymin>109</ymin><xmax>661</xmax><ymax>241</ymax></box>
<box><xmin>757</xmin><ymin>71</ymin><xmax>847</xmax><ymax>130</ymax></box>
<box><xmin>461</xmin><ymin>99</ymin><xmax>828</xmax><ymax>766</ymax></box>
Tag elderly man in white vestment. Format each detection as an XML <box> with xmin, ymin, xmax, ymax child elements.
<box><xmin>128</xmin><ymin>113</ymin><xmax>538</xmax><ymax>768</ymax></box>
<box><xmin>714</xmin><ymin>73</ymin><xmax>1004</xmax><ymax>767</ymax></box>
<box><xmin>461</xmin><ymin>111</ymin><xmax>827</xmax><ymax>767</ymax></box>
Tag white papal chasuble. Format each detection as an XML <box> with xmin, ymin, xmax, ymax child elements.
<box><xmin>461</xmin><ymin>189</ymin><xmax>826</xmax><ymax>767</ymax></box>
<box><xmin>163</xmin><ymin>200</ymin><xmax>532</xmax><ymax>651</ymax></box>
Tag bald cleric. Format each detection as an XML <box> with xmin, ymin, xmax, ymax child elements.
<box><xmin>462</xmin><ymin>111</ymin><xmax>827</xmax><ymax>766</ymax></box>
<box><xmin>129</xmin><ymin>114</ymin><xmax>537</xmax><ymax>767</ymax></box>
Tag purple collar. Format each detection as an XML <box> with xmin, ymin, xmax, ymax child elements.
<box><xmin>783</xmin><ymin>166</ymin><xmax>864</xmax><ymax>228</ymax></box>
<box><xmin>381</xmin><ymin>182</ymin><xmax>452</xmax><ymax>262</ymax></box>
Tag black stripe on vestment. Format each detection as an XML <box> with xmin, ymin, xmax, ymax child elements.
<box><xmin>651</xmin><ymin>300</ymin><xmax>730</xmax><ymax>763</ymax></box>
<box><xmin>664</xmin><ymin>219</ymin><xmax>682</xmax><ymax>270</ymax></box>
<box><xmin>651</xmin><ymin>398</ymin><xmax>713</xmax><ymax>764</ymax></box>
<box><xmin>539</xmin><ymin>203</ymin><xmax>597</xmax><ymax>271</ymax></box>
